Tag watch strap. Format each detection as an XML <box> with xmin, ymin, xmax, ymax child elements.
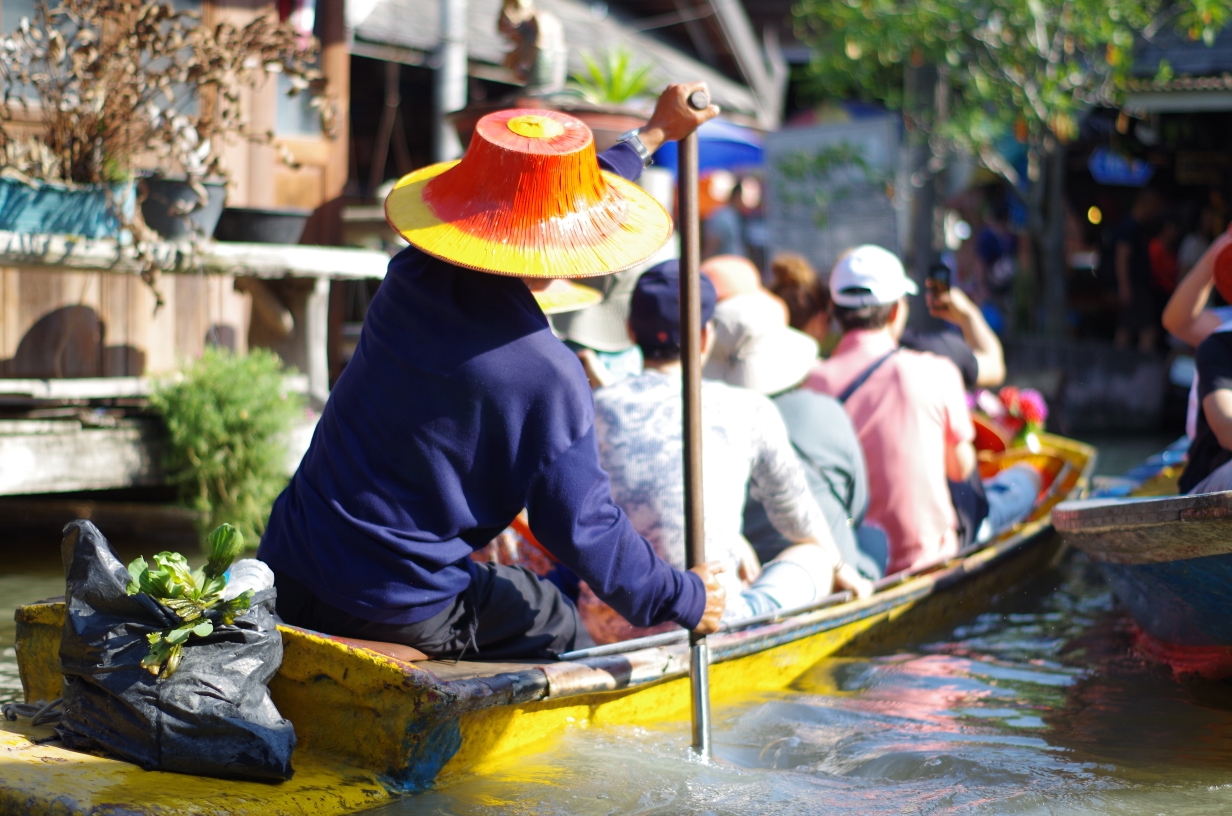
<box><xmin>616</xmin><ymin>128</ymin><xmax>653</xmax><ymax>167</ymax></box>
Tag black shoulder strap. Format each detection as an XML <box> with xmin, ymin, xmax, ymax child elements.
<box><xmin>837</xmin><ymin>348</ymin><xmax>898</xmax><ymax>404</ymax></box>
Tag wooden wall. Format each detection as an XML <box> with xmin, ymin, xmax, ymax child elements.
<box><xmin>0</xmin><ymin>269</ymin><xmax>250</xmax><ymax>378</ymax></box>
<box><xmin>205</xmin><ymin>0</ymin><xmax>335</xmax><ymax>212</ymax></box>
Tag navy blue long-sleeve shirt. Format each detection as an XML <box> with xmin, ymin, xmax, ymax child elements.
<box><xmin>258</xmin><ymin>143</ymin><xmax>705</xmax><ymax>630</ymax></box>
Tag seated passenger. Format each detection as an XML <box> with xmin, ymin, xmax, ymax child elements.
<box><xmin>580</xmin><ymin>263</ymin><xmax>871</xmax><ymax>644</ymax></box>
<box><xmin>768</xmin><ymin>252</ymin><xmax>829</xmax><ymax>343</ymax></box>
<box><xmin>700</xmin><ymin>276</ymin><xmax>883</xmax><ymax>579</ymax></box>
<box><xmin>900</xmin><ymin>269</ymin><xmax>1006</xmax><ymax>390</ymax></box>
<box><xmin>258</xmin><ymin>85</ymin><xmax>727</xmax><ymax>661</ymax></box>
<box><xmin>1177</xmin><ymin>231</ymin><xmax>1232</xmax><ymax>494</ymax></box>
<box><xmin>1161</xmin><ymin>225</ymin><xmax>1232</xmax><ymax>442</ymax></box>
<box><xmin>806</xmin><ymin>246</ymin><xmax>1041</xmax><ymax>576</ymax></box>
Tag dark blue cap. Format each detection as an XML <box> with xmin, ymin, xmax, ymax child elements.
<box><xmin>629</xmin><ymin>259</ymin><xmax>718</xmax><ymax>352</ymax></box>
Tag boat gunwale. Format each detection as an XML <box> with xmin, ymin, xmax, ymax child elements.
<box><xmin>1054</xmin><ymin>488</ymin><xmax>1232</xmax><ymax>533</ymax></box>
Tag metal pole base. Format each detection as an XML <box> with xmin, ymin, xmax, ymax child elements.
<box><xmin>689</xmin><ymin>638</ymin><xmax>711</xmax><ymax>760</ymax></box>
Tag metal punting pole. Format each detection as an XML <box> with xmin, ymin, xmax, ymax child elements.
<box><xmin>678</xmin><ymin>88</ymin><xmax>711</xmax><ymax>760</ymax></box>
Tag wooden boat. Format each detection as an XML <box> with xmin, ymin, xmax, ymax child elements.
<box><xmin>2</xmin><ymin>433</ymin><xmax>1094</xmax><ymax>815</ymax></box>
<box><xmin>1053</xmin><ymin>439</ymin><xmax>1232</xmax><ymax>679</ymax></box>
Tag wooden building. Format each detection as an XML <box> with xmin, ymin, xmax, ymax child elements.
<box><xmin>0</xmin><ymin>0</ymin><xmax>788</xmax><ymax>496</ymax></box>
<box><xmin>0</xmin><ymin>0</ymin><xmax>355</xmax><ymax>388</ymax></box>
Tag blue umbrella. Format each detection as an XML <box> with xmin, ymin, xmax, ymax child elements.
<box><xmin>650</xmin><ymin>118</ymin><xmax>763</xmax><ymax>176</ymax></box>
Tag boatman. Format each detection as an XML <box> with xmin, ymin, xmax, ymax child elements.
<box><xmin>258</xmin><ymin>84</ymin><xmax>726</xmax><ymax>660</ymax></box>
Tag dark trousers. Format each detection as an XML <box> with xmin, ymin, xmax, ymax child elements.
<box><xmin>272</xmin><ymin>563</ymin><xmax>594</xmax><ymax>661</ymax></box>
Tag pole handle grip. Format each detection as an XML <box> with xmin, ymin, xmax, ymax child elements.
<box><xmin>688</xmin><ymin>90</ymin><xmax>710</xmax><ymax>111</ymax></box>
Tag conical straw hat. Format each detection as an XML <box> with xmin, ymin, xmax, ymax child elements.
<box><xmin>384</xmin><ymin>108</ymin><xmax>674</xmax><ymax>279</ymax></box>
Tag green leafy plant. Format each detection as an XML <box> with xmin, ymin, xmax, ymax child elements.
<box><xmin>151</xmin><ymin>347</ymin><xmax>302</xmax><ymax>546</ymax></box>
<box><xmin>795</xmin><ymin>0</ymin><xmax>1228</xmax><ymax>173</ymax></box>
<box><xmin>568</xmin><ymin>48</ymin><xmax>657</xmax><ymax>105</ymax></box>
<box><xmin>126</xmin><ymin>524</ymin><xmax>253</xmax><ymax>677</ymax></box>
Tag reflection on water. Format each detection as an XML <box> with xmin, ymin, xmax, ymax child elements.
<box><xmin>392</xmin><ymin>558</ymin><xmax>1232</xmax><ymax>815</ymax></box>
<box><xmin>4</xmin><ymin>542</ymin><xmax>1232</xmax><ymax>814</ymax></box>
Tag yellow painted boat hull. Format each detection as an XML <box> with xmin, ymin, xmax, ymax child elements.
<box><xmin>4</xmin><ymin>433</ymin><xmax>1094</xmax><ymax>814</ymax></box>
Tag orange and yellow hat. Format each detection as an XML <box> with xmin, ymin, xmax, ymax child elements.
<box><xmin>384</xmin><ymin>109</ymin><xmax>674</xmax><ymax>286</ymax></box>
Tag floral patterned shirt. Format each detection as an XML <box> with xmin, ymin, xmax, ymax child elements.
<box><xmin>584</xmin><ymin>369</ymin><xmax>831</xmax><ymax>641</ymax></box>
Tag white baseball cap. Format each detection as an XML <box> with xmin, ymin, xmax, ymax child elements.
<box><xmin>829</xmin><ymin>245</ymin><xmax>918</xmax><ymax>307</ymax></box>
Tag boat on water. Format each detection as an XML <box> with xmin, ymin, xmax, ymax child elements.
<box><xmin>1053</xmin><ymin>439</ymin><xmax>1232</xmax><ymax>679</ymax></box>
<box><xmin>2</xmin><ymin>433</ymin><xmax>1094</xmax><ymax>816</ymax></box>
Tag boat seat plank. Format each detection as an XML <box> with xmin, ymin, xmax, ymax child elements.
<box><xmin>331</xmin><ymin>636</ymin><xmax>429</xmax><ymax>663</ymax></box>
<box><xmin>418</xmin><ymin>659</ymin><xmax>547</xmax><ymax>681</ymax></box>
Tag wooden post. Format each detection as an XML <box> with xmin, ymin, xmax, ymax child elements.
<box><xmin>305</xmin><ymin>277</ymin><xmax>331</xmax><ymax>403</ymax></box>
<box><xmin>434</xmin><ymin>0</ymin><xmax>468</xmax><ymax>162</ymax></box>
<box><xmin>319</xmin><ymin>0</ymin><xmax>351</xmax><ymax>209</ymax></box>
<box><xmin>316</xmin><ymin>0</ymin><xmax>352</xmax><ymax>390</ymax></box>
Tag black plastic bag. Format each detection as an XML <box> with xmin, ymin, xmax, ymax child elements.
<box><xmin>56</xmin><ymin>520</ymin><xmax>296</xmax><ymax>781</ymax></box>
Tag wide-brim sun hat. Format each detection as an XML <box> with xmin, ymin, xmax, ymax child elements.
<box><xmin>830</xmin><ymin>244</ymin><xmax>918</xmax><ymax>307</ymax></box>
<box><xmin>384</xmin><ymin>108</ymin><xmax>674</xmax><ymax>282</ymax></box>
<box><xmin>703</xmin><ymin>291</ymin><xmax>819</xmax><ymax>395</ymax></box>
<box><xmin>534</xmin><ymin>279</ymin><xmax>605</xmax><ymax>315</ymax></box>
<box><xmin>549</xmin><ymin>240</ymin><xmax>679</xmax><ymax>350</ymax></box>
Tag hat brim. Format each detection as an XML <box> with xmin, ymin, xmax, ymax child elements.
<box><xmin>533</xmin><ymin>279</ymin><xmax>605</xmax><ymax>315</ymax></box>
<box><xmin>385</xmin><ymin>160</ymin><xmax>674</xmax><ymax>279</ymax></box>
<box><xmin>711</xmin><ymin>327</ymin><xmax>819</xmax><ymax>396</ymax></box>
<box><xmin>830</xmin><ymin>276</ymin><xmax>918</xmax><ymax>308</ymax></box>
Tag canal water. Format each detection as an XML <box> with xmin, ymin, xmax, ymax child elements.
<box><xmin>6</xmin><ymin>433</ymin><xmax>1232</xmax><ymax>814</ymax></box>
<box><xmin>397</xmin><ymin>553</ymin><xmax>1232</xmax><ymax>816</ymax></box>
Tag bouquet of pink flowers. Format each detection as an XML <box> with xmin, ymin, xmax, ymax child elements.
<box><xmin>999</xmin><ymin>386</ymin><xmax>1048</xmax><ymax>433</ymax></box>
<box><xmin>974</xmin><ymin>386</ymin><xmax>1049</xmax><ymax>451</ymax></box>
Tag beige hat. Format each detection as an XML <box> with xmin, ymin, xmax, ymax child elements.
<box><xmin>703</xmin><ymin>291</ymin><xmax>819</xmax><ymax>395</ymax></box>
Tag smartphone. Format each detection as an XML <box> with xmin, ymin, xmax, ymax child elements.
<box><xmin>926</xmin><ymin>263</ymin><xmax>951</xmax><ymax>295</ymax></box>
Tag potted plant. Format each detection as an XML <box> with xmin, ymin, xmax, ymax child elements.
<box><xmin>0</xmin><ymin>0</ymin><xmax>332</xmax><ymax>244</ymax></box>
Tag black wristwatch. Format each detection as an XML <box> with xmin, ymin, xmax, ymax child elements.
<box><xmin>616</xmin><ymin>128</ymin><xmax>653</xmax><ymax>167</ymax></box>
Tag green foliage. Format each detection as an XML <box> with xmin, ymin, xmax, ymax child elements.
<box><xmin>774</xmin><ymin>141</ymin><xmax>891</xmax><ymax>226</ymax></box>
<box><xmin>125</xmin><ymin>524</ymin><xmax>254</xmax><ymax>677</ymax></box>
<box><xmin>150</xmin><ymin>347</ymin><xmax>302</xmax><ymax>546</ymax></box>
<box><xmin>568</xmin><ymin>48</ymin><xmax>658</xmax><ymax>105</ymax></box>
<box><xmin>794</xmin><ymin>0</ymin><xmax>1227</xmax><ymax>183</ymax></box>
<box><xmin>1175</xmin><ymin>0</ymin><xmax>1232</xmax><ymax>46</ymax></box>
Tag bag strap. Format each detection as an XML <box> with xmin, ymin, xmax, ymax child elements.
<box><xmin>788</xmin><ymin>440</ymin><xmax>857</xmax><ymax>520</ymax></box>
<box><xmin>837</xmin><ymin>349</ymin><xmax>898</xmax><ymax>404</ymax></box>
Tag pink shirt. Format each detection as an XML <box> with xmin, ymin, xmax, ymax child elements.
<box><xmin>805</xmin><ymin>329</ymin><xmax>974</xmax><ymax>574</ymax></box>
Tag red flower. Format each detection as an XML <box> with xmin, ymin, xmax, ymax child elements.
<box><xmin>998</xmin><ymin>386</ymin><xmax>1021</xmax><ymax>415</ymax></box>
<box><xmin>1018</xmin><ymin>389</ymin><xmax>1048</xmax><ymax>424</ymax></box>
